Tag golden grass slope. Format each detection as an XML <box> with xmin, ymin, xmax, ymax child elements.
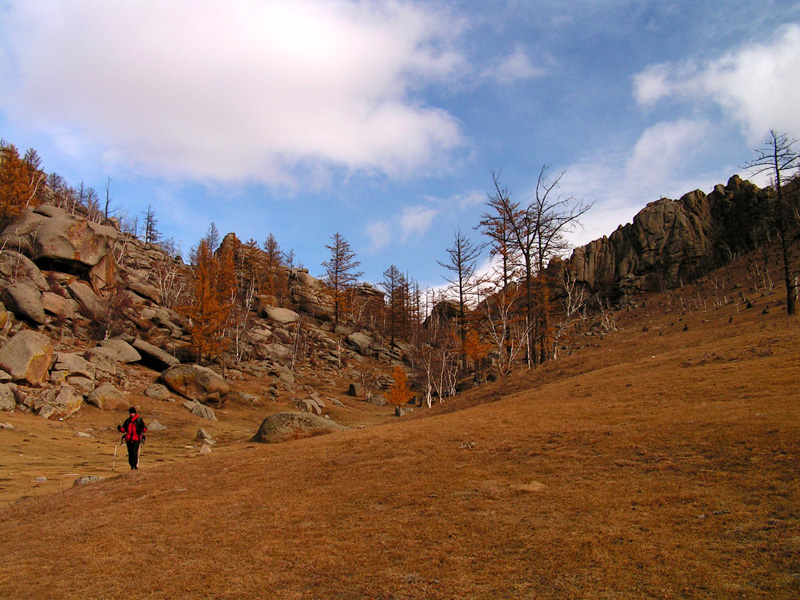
<box><xmin>1</xmin><ymin>284</ymin><xmax>799</xmax><ymax>599</ymax></box>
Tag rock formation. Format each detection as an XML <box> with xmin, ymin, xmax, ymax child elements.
<box><xmin>0</xmin><ymin>199</ymin><xmax>399</xmax><ymax>421</ymax></box>
<box><xmin>567</xmin><ymin>175</ymin><xmax>771</xmax><ymax>298</ymax></box>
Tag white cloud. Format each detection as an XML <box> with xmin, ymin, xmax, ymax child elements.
<box><xmin>481</xmin><ymin>44</ymin><xmax>547</xmax><ymax>83</ymax></box>
<box><xmin>561</xmin><ymin>119</ymin><xmax>720</xmax><ymax>248</ymax></box>
<box><xmin>0</xmin><ymin>0</ymin><xmax>467</xmax><ymax>185</ymax></box>
<box><xmin>399</xmin><ymin>205</ymin><xmax>439</xmax><ymax>241</ymax></box>
<box><xmin>633</xmin><ymin>23</ymin><xmax>800</xmax><ymax>142</ymax></box>
<box><xmin>424</xmin><ymin>189</ymin><xmax>484</xmax><ymax>209</ymax></box>
<box><xmin>365</xmin><ymin>221</ymin><xmax>391</xmax><ymax>253</ymax></box>
<box><xmin>625</xmin><ymin>119</ymin><xmax>712</xmax><ymax>187</ymax></box>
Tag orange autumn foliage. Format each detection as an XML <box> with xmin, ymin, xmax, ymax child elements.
<box><xmin>386</xmin><ymin>365</ymin><xmax>413</xmax><ymax>407</ymax></box>
<box><xmin>181</xmin><ymin>240</ymin><xmax>234</xmax><ymax>362</ymax></box>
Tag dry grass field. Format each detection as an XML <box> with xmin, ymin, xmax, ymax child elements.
<box><xmin>1</xmin><ymin>261</ymin><xmax>799</xmax><ymax>599</ymax></box>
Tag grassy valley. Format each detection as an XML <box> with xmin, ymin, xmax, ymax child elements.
<box><xmin>1</xmin><ymin>252</ymin><xmax>799</xmax><ymax>599</ymax></box>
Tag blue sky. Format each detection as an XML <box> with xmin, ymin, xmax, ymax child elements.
<box><xmin>1</xmin><ymin>0</ymin><xmax>799</xmax><ymax>289</ymax></box>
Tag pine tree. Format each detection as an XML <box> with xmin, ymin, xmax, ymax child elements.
<box><xmin>143</xmin><ymin>205</ymin><xmax>160</xmax><ymax>244</ymax></box>
<box><xmin>322</xmin><ymin>232</ymin><xmax>363</xmax><ymax>326</ymax></box>
<box><xmin>381</xmin><ymin>265</ymin><xmax>407</xmax><ymax>346</ymax></box>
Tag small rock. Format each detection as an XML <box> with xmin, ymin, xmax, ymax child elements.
<box><xmin>196</xmin><ymin>428</ymin><xmax>215</xmax><ymax>445</ymax></box>
<box><xmin>200</xmin><ymin>444</ymin><xmax>213</xmax><ymax>454</ymax></box>
<box><xmin>0</xmin><ymin>383</ymin><xmax>16</xmax><ymax>411</ymax></box>
<box><xmin>0</xmin><ymin>422</ymin><xmax>14</xmax><ymax>430</ymax></box>
<box><xmin>148</xmin><ymin>420</ymin><xmax>167</xmax><ymax>432</ymax></box>
<box><xmin>347</xmin><ymin>382</ymin><xmax>365</xmax><ymax>398</ymax></box>
<box><xmin>74</xmin><ymin>432</ymin><xmax>94</xmax><ymax>438</ymax></box>
<box><xmin>34</xmin><ymin>477</ymin><xmax>47</xmax><ymax>483</ymax></box>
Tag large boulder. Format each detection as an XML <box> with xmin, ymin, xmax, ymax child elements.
<box><xmin>98</xmin><ymin>339</ymin><xmax>141</xmax><ymax>363</ymax></box>
<box><xmin>52</xmin><ymin>352</ymin><xmax>95</xmax><ymax>380</ymax></box>
<box><xmin>160</xmin><ymin>364</ymin><xmax>230</xmax><ymax>406</ymax></box>
<box><xmin>68</xmin><ymin>281</ymin><xmax>107</xmax><ymax>320</ymax></box>
<box><xmin>346</xmin><ymin>332</ymin><xmax>374</xmax><ymax>355</ymax></box>
<box><xmin>87</xmin><ymin>383</ymin><xmax>128</xmax><ymax>411</ymax></box>
<box><xmin>126</xmin><ymin>280</ymin><xmax>161</xmax><ymax>303</ymax></box>
<box><xmin>17</xmin><ymin>212</ymin><xmax>118</xmax><ymax>268</ymax></box>
<box><xmin>0</xmin><ymin>251</ymin><xmax>48</xmax><ymax>290</ymax></box>
<box><xmin>251</xmin><ymin>411</ymin><xmax>345</xmax><ymax>444</ymax></box>
<box><xmin>0</xmin><ymin>330</ymin><xmax>54</xmax><ymax>386</ymax></box>
<box><xmin>263</xmin><ymin>307</ymin><xmax>300</xmax><ymax>325</ymax></box>
<box><xmin>347</xmin><ymin>382</ymin><xmax>365</xmax><ymax>398</ymax></box>
<box><xmin>3</xmin><ymin>282</ymin><xmax>47</xmax><ymax>325</ymax></box>
<box><xmin>132</xmin><ymin>338</ymin><xmax>180</xmax><ymax>370</ymax></box>
<box><xmin>40</xmin><ymin>292</ymin><xmax>80</xmax><ymax>319</ymax></box>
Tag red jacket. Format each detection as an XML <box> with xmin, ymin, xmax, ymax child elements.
<box><xmin>119</xmin><ymin>414</ymin><xmax>147</xmax><ymax>443</ymax></box>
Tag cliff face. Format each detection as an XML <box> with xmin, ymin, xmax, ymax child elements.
<box><xmin>568</xmin><ymin>175</ymin><xmax>771</xmax><ymax>298</ymax></box>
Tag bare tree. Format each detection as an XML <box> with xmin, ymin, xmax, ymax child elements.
<box><xmin>476</xmin><ymin>280</ymin><xmax>531</xmax><ymax>374</ymax></box>
<box><xmin>491</xmin><ymin>167</ymin><xmax>593</xmax><ymax>365</ymax></box>
<box><xmin>551</xmin><ymin>266</ymin><xmax>587</xmax><ymax>359</ymax></box>
<box><xmin>744</xmin><ymin>130</ymin><xmax>800</xmax><ymax>315</ymax></box>
<box><xmin>437</xmin><ymin>228</ymin><xmax>481</xmax><ymax>365</ymax></box>
<box><xmin>104</xmin><ymin>176</ymin><xmax>113</xmax><ymax>220</ymax></box>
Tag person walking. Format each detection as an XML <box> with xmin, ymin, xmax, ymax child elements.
<box><xmin>118</xmin><ymin>406</ymin><xmax>147</xmax><ymax>470</ymax></box>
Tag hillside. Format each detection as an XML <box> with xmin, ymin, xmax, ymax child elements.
<box><xmin>1</xmin><ymin>247</ymin><xmax>799</xmax><ymax>599</ymax></box>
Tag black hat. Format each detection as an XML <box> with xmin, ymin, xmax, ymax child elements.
<box><xmin>129</xmin><ymin>406</ymin><xmax>137</xmax><ymax>414</ymax></box>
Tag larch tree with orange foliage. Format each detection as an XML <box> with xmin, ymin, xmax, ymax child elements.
<box><xmin>462</xmin><ymin>329</ymin><xmax>490</xmax><ymax>373</ymax></box>
<box><xmin>0</xmin><ymin>142</ymin><xmax>45</xmax><ymax>226</ymax></box>
<box><xmin>386</xmin><ymin>365</ymin><xmax>414</xmax><ymax>412</ymax></box>
<box><xmin>182</xmin><ymin>239</ymin><xmax>234</xmax><ymax>362</ymax></box>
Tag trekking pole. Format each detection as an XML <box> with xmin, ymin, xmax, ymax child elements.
<box><xmin>112</xmin><ymin>439</ymin><xmax>119</xmax><ymax>471</ymax></box>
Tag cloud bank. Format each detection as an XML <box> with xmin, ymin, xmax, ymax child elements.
<box><xmin>0</xmin><ymin>0</ymin><xmax>467</xmax><ymax>185</ymax></box>
<box><xmin>633</xmin><ymin>24</ymin><xmax>800</xmax><ymax>142</ymax></box>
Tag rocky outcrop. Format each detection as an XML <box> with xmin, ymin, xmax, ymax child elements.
<box><xmin>36</xmin><ymin>384</ymin><xmax>82</xmax><ymax>419</ymax></box>
<box><xmin>67</xmin><ymin>281</ymin><xmax>106</xmax><ymax>320</ymax></box>
<box><xmin>567</xmin><ymin>176</ymin><xmax>770</xmax><ymax>298</ymax></box>
<box><xmin>0</xmin><ymin>251</ymin><xmax>48</xmax><ymax>291</ymax></box>
<box><xmin>290</xmin><ymin>270</ymin><xmax>334</xmax><ymax>321</ymax></box>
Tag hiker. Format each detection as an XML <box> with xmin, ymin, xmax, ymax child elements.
<box><xmin>118</xmin><ymin>406</ymin><xmax>147</xmax><ymax>470</ymax></box>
